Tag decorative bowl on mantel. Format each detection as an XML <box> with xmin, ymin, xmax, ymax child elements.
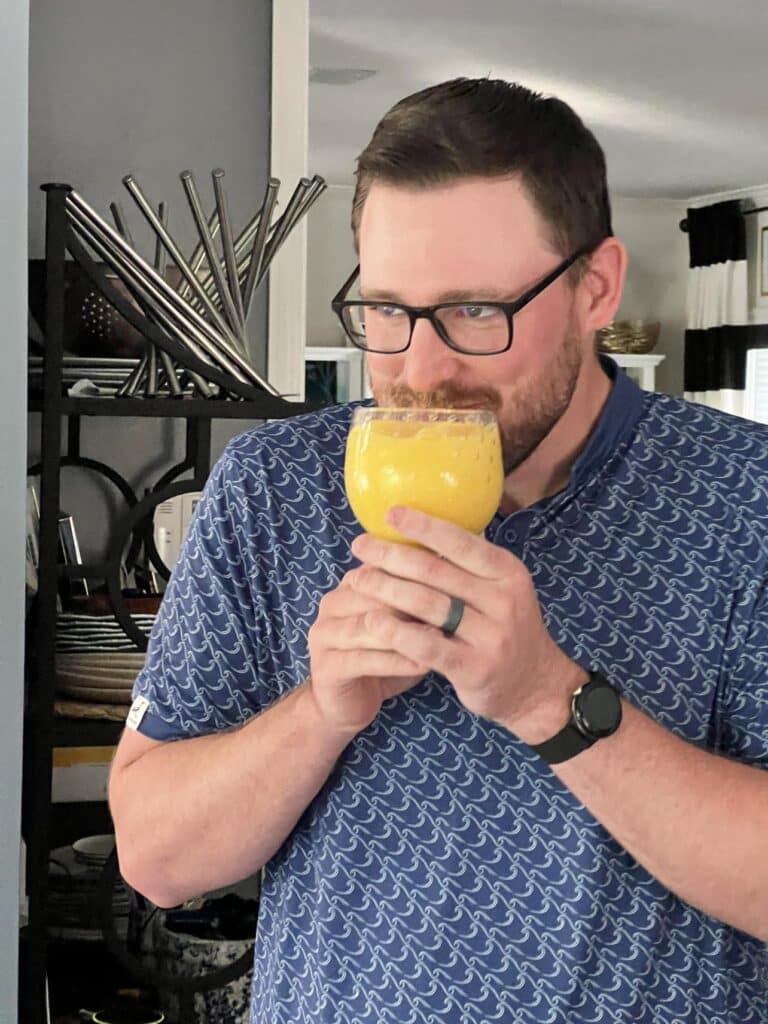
<box><xmin>597</xmin><ymin>319</ymin><xmax>660</xmax><ymax>354</ymax></box>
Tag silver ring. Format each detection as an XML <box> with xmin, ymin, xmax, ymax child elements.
<box><xmin>440</xmin><ymin>595</ymin><xmax>465</xmax><ymax>635</ymax></box>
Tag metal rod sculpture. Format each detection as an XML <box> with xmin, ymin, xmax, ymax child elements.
<box><xmin>63</xmin><ymin>169</ymin><xmax>326</xmax><ymax>399</ymax></box>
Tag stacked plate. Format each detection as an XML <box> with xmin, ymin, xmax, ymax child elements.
<box><xmin>56</xmin><ymin>612</ymin><xmax>156</xmax><ymax>653</ymax></box>
<box><xmin>48</xmin><ymin>834</ymin><xmax>129</xmax><ymax>942</ymax></box>
<box><xmin>28</xmin><ymin>356</ymin><xmax>140</xmax><ymax>395</ymax></box>
<box><xmin>53</xmin><ymin>613</ymin><xmax>153</xmax><ymax>719</ymax></box>
<box><xmin>73</xmin><ymin>834</ymin><xmax>118</xmax><ymax>866</ymax></box>
<box><xmin>56</xmin><ymin>651</ymin><xmax>145</xmax><ymax>706</ymax></box>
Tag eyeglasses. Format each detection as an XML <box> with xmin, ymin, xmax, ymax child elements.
<box><xmin>331</xmin><ymin>244</ymin><xmax>595</xmax><ymax>356</ymax></box>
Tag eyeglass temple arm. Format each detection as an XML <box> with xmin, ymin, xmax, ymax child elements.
<box><xmin>331</xmin><ymin>264</ymin><xmax>361</xmax><ymax>307</ymax></box>
<box><xmin>509</xmin><ymin>243</ymin><xmax>595</xmax><ymax>311</ymax></box>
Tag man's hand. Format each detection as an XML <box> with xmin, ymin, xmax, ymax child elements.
<box><xmin>307</xmin><ymin>567</ymin><xmax>430</xmax><ymax>741</ymax></box>
<box><xmin>346</xmin><ymin>506</ymin><xmax>768</xmax><ymax>941</ymax></box>
<box><xmin>348</xmin><ymin>505</ymin><xmax>583</xmax><ymax>736</ymax></box>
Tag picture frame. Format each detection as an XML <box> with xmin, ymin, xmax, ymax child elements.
<box><xmin>755</xmin><ymin>209</ymin><xmax>768</xmax><ymax>309</ymax></box>
<box><xmin>304</xmin><ymin>346</ymin><xmax>370</xmax><ymax>405</ymax></box>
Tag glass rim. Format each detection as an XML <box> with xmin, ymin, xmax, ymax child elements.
<box><xmin>351</xmin><ymin>406</ymin><xmax>498</xmax><ymax>422</ymax></box>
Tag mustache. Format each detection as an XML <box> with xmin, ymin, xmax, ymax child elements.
<box><xmin>383</xmin><ymin>382</ymin><xmax>503</xmax><ymax>412</ymax></box>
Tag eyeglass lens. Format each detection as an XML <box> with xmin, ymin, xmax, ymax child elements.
<box><xmin>343</xmin><ymin>303</ymin><xmax>509</xmax><ymax>353</ymax></box>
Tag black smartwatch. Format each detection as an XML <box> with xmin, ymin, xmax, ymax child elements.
<box><xmin>531</xmin><ymin>671</ymin><xmax>622</xmax><ymax>765</ymax></box>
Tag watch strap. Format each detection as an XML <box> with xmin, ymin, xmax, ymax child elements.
<box><xmin>530</xmin><ymin>721</ymin><xmax>594</xmax><ymax>765</ymax></box>
<box><xmin>530</xmin><ymin>670</ymin><xmax>621</xmax><ymax>765</ymax></box>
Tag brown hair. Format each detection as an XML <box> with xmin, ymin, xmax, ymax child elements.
<box><xmin>352</xmin><ymin>77</ymin><xmax>612</xmax><ymax>271</ymax></box>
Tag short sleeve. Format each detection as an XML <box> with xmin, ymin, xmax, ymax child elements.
<box><xmin>129</xmin><ymin>446</ymin><xmax>269</xmax><ymax>741</ymax></box>
<box><xmin>720</xmin><ymin>576</ymin><xmax>768</xmax><ymax>767</ymax></box>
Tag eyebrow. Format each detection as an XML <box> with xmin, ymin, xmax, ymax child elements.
<box><xmin>358</xmin><ymin>286</ymin><xmax>522</xmax><ymax>304</ymax></box>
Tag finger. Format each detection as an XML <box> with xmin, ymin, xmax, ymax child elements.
<box><xmin>317</xmin><ymin>580</ymin><xmax>396</xmax><ymax>620</ymax></box>
<box><xmin>363</xmin><ymin>609</ymin><xmax>470</xmax><ymax>680</ymax></box>
<box><xmin>311</xmin><ymin>609</ymin><xmax>414</xmax><ymax>652</ymax></box>
<box><xmin>320</xmin><ymin>568</ymin><xmax>431</xmax><ymax>622</ymax></box>
<box><xmin>318</xmin><ymin>648</ymin><xmax>427</xmax><ymax>681</ymax></box>
<box><xmin>366</xmin><ymin>506</ymin><xmax>512</xmax><ymax>580</ymax></box>
<box><xmin>350</xmin><ymin>565</ymin><xmax>480</xmax><ymax>638</ymax></box>
<box><xmin>350</xmin><ymin>533</ymin><xmax>492</xmax><ymax>615</ymax></box>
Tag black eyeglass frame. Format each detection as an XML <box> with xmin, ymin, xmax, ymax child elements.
<box><xmin>331</xmin><ymin>243</ymin><xmax>597</xmax><ymax>356</ymax></box>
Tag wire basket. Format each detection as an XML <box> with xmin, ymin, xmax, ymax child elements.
<box><xmin>29</xmin><ymin>258</ymin><xmax>152</xmax><ymax>357</ymax></box>
<box><xmin>596</xmin><ymin>319</ymin><xmax>660</xmax><ymax>354</ymax></box>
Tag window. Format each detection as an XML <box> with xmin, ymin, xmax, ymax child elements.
<box><xmin>744</xmin><ymin>348</ymin><xmax>768</xmax><ymax>424</ymax></box>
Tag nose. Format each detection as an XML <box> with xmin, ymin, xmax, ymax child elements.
<box><xmin>402</xmin><ymin>315</ymin><xmax>464</xmax><ymax>393</ymax></box>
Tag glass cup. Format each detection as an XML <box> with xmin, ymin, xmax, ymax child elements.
<box><xmin>344</xmin><ymin>407</ymin><xmax>504</xmax><ymax>544</ymax></box>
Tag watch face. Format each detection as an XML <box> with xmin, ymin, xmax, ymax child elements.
<box><xmin>576</xmin><ymin>682</ymin><xmax>621</xmax><ymax>739</ymax></box>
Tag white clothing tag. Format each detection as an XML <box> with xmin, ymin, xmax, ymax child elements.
<box><xmin>126</xmin><ymin>695</ymin><xmax>150</xmax><ymax>731</ymax></box>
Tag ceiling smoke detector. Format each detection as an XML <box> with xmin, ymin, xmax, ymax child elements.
<box><xmin>310</xmin><ymin>67</ymin><xmax>378</xmax><ymax>85</ymax></box>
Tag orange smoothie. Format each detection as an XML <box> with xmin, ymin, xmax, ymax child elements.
<box><xmin>345</xmin><ymin>411</ymin><xmax>503</xmax><ymax>543</ymax></box>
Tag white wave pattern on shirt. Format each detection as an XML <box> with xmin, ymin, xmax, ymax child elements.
<box><xmin>133</xmin><ymin>397</ymin><xmax>768</xmax><ymax>1023</ymax></box>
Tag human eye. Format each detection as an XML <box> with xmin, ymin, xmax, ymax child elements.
<box><xmin>460</xmin><ymin>301</ymin><xmax>501</xmax><ymax>317</ymax></box>
<box><xmin>366</xmin><ymin>303</ymin><xmax>407</xmax><ymax>319</ymax></box>
<box><xmin>449</xmin><ymin>304</ymin><xmax>503</xmax><ymax>322</ymax></box>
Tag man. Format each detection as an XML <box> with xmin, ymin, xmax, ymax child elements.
<box><xmin>110</xmin><ymin>78</ymin><xmax>768</xmax><ymax>1023</ymax></box>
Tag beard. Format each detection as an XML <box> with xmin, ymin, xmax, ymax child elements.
<box><xmin>373</xmin><ymin>322</ymin><xmax>583</xmax><ymax>476</ymax></box>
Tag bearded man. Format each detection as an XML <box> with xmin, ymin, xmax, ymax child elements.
<box><xmin>110</xmin><ymin>78</ymin><xmax>768</xmax><ymax>1024</ymax></box>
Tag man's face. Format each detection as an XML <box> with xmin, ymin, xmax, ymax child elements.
<box><xmin>357</xmin><ymin>177</ymin><xmax>588</xmax><ymax>473</ymax></box>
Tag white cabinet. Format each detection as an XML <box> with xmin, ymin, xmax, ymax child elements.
<box><xmin>303</xmin><ymin>348</ymin><xmax>666</xmax><ymax>401</ymax></box>
<box><xmin>611</xmin><ymin>353</ymin><xmax>665</xmax><ymax>391</ymax></box>
<box><xmin>304</xmin><ymin>346</ymin><xmax>368</xmax><ymax>402</ymax></box>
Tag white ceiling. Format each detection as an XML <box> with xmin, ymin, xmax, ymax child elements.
<box><xmin>309</xmin><ymin>0</ymin><xmax>768</xmax><ymax>199</ymax></box>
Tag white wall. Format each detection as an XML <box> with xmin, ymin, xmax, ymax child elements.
<box><xmin>307</xmin><ymin>184</ymin><xmax>356</xmax><ymax>346</ymax></box>
<box><xmin>611</xmin><ymin>196</ymin><xmax>689</xmax><ymax>396</ymax></box>
<box><xmin>0</xmin><ymin>0</ymin><xmax>29</xmax><ymax>1019</ymax></box>
<box><xmin>306</xmin><ymin>187</ymin><xmax>690</xmax><ymax>396</ymax></box>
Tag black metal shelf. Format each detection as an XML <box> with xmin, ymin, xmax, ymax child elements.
<box><xmin>28</xmin><ymin>393</ymin><xmax>311</xmax><ymax>419</ymax></box>
<box><xmin>52</xmin><ymin>716</ymin><xmax>125</xmax><ymax>749</ymax></box>
<box><xmin>20</xmin><ymin>182</ymin><xmax>311</xmax><ymax>1024</ymax></box>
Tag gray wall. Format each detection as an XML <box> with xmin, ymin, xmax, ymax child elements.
<box><xmin>28</xmin><ymin>0</ymin><xmax>273</xmax><ymax>562</ymax></box>
<box><xmin>306</xmin><ymin>184</ymin><xmax>356</xmax><ymax>346</ymax></box>
<box><xmin>1</xmin><ymin>0</ymin><xmax>29</xmax><ymax>1019</ymax></box>
<box><xmin>611</xmin><ymin>197</ymin><xmax>689</xmax><ymax>397</ymax></box>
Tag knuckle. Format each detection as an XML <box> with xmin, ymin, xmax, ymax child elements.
<box><xmin>453</xmin><ymin>533</ymin><xmax>476</xmax><ymax>563</ymax></box>
<box><xmin>429</xmin><ymin>591</ymin><xmax>450</xmax><ymax>621</ymax></box>
<box><xmin>476</xmin><ymin>652</ymin><xmax>496</xmax><ymax>683</ymax></box>
<box><xmin>486</xmin><ymin>632</ymin><xmax>506</xmax><ymax>663</ymax></box>
<box><xmin>443</xmin><ymin>648</ymin><xmax>466</xmax><ymax>676</ymax></box>
<box><xmin>317</xmin><ymin>589</ymin><xmax>338</xmax><ymax>615</ymax></box>
<box><xmin>345</xmin><ymin>566</ymin><xmax>367</xmax><ymax>587</ymax></box>
<box><xmin>430</xmin><ymin>559</ymin><xmax>455</xmax><ymax>590</ymax></box>
<box><xmin>496</xmin><ymin>576</ymin><xmax>516</xmax><ymax>605</ymax></box>
<box><xmin>364</xmin><ymin>608</ymin><xmax>389</xmax><ymax>633</ymax></box>
<box><xmin>498</xmin><ymin>560</ymin><xmax>523</xmax><ymax>592</ymax></box>
<box><xmin>434</xmin><ymin>593</ymin><xmax>456</xmax><ymax>622</ymax></box>
<box><xmin>501</xmin><ymin>548</ymin><xmax>523</xmax><ymax>578</ymax></box>
<box><xmin>486</xmin><ymin>549</ymin><xmax>507</xmax><ymax>578</ymax></box>
<box><xmin>358</xmin><ymin>565</ymin><xmax>385</xmax><ymax>595</ymax></box>
<box><xmin>309</xmin><ymin>651</ymin><xmax>328</xmax><ymax>679</ymax></box>
<box><xmin>413</xmin><ymin>622</ymin><xmax>440</xmax><ymax>659</ymax></box>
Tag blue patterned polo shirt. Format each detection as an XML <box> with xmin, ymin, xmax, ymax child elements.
<box><xmin>132</xmin><ymin>359</ymin><xmax>768</xmax><ymax>1023</ymax></box>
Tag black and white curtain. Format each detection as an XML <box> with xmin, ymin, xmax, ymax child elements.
<box><xmin>684</xmin><ymin>200</ymin><xmax>750</xmax><ymax>414</ymax></box>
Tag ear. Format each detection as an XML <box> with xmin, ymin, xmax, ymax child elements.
<box><xmin>575</xmin><ymin>237</ymin><xmax>627</xmax><ymax>333</ymax></box>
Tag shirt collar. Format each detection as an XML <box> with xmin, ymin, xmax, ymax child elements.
<box><xmin>564</xmin><ymin>355</ymin><xmax>646</xmax><ymax>495</ymax></box>
<box><xmin>493</xmin><ymin>355</ymin><xmax>645</xmax><ymax>526</ymax></box>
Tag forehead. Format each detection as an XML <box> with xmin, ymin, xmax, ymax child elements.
<box><xmin>357</xmin><ymin>177</ymin><xmax>557</xmax><ymax>298</ymax></box>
